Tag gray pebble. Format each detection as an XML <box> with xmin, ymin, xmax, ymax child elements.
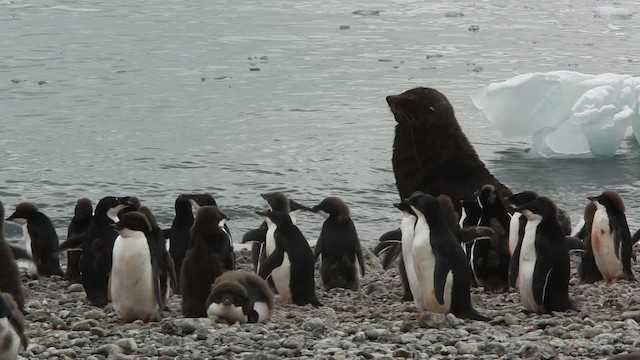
<box><xmin>96</xmin><ymin>344</ymin><xmax>122</xmax><ymax>356</ymax></box>
<box><xmin>68</xmin><ymin>283</ymin><xmax>84</xmax><ymax>293</ymax></box>
<box><xmin>116</xmin><ymin>338</ymin><xmax>139</xmax><ymax>354</ymax></box>
<box><xmin>302</xmin><ymin>318</ymin><xmax>324</xmax><ymax>331</ymax></box>
<box><xmin>90</xmin><ymin>326</ymin><xmax>108</xmax><ymax>337</ymax></box>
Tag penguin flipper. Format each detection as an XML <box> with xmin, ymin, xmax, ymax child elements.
<box><xmin>355</xmin><ymin>238</ymin><xmax>365</xmax><ymax>277</ymax></box>
<box><xmin>242</xmin><ymin>227</ymin><xmax>266</xmax><ymax>244</ymax></box>
<box><xmin>633</xmin><ymin>228</ymin><xmax>640</xmax><ymax>245</ymax></box>
<box><xmin>433</xmin><ymin>250</ymin><xmax>452</xmax><ymax>306</ymax></box>
<box><xmin>146</xmin><ymin>236</ymin><xmax>164</xmax><ymax>309</ymax></box>
<box><xmin>532</xmin><ymin>258</ymin><xmax>553</xmax><ymax>306</ymax></box>
<box><xmin>509</xmin><ymin>236</ymin><xmax>523</xmax><ymax>289</ymax></box>
<box><xmin>565</xmin><ymin>236</ymin><xmax>585</xmax><ymax>251</ymax></box>
<box><xmin>313</xmin><ymin>232</ymin><xmax>324</xmax><ymax>264</ymax></box>
<box><xmin>164</xmin><ymin>250</ymin><xmax>178</xmax><ymax>292</ymax></box>
<box><xmin>258</xmin><ymin>246</ymin><xmax>285</xmax><ymax>279</ymax></box>
<box><xmin>9</xmin><ymin>245</ymin><xmax>33</xmax><ymax>261</ymax></box>
<box><xmin>57</xmin><ymin>233</ymin><xmax>86</xmax><ymax>252</ymax></box>
<box><xmin>381</xmin><ymin>243</ymin><xmax>401</xmax><ymax>270</ymax></box>
<box><xmin>456</xmin><ymin>226</ymin><xmax>496</xmax><ymax>244</ymax></box>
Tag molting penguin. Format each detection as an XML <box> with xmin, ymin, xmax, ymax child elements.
<box><xmin>206</xmin><ymin>270</ymin><xmax>274</xmax><ymax>324</ymax></box>
<box><xmin>0</xmin><ymin>201</ymin><xmax>26</xmax><ymax>312</ymax></box>
<box><xmin>257</xmin><ymin>211</ymin><xmax>321</xmax><ymax>306</ymax></box>
<box><xmin>110</xmin><ymin>211</ymin><xmax>163</xmax><ymax>322</ymax></box>
<box><xmin>65</xmin><ymin>198</ymin><xmax>93</xmax><ymax>284</ymax></box>
<box><xmin>407</xmin><ymin>194</ymin><xmax>488</xmax><ymax>320</ymax></box>
<box><xmin>58</xmin><ymin>196</ymin><xmax>131</xmax><ymax>307</ymax></box>
<box><xmin>311</xmin><ymin>197</ymin><xmax>365</xmax><ymax>291</ymax></box>
<box><xmin>166</xmin><ymin>195</ymin><xmax>194</xmax><ymax>290</ymax></box>
<box><xmin>578</xmin><ymin>201</ymin><xmax>603</xmax><ymax>283</ymax></box>
<box><xmin>181</xmin><ymin>205</ymin><xmax>232</xmax><ymax>318</ymax></box>
<box><xmin>6</xmin><ymin>202</ymin><xmax>63</xmax><ymax>278</ymax></box>
<box><xmin>0</xmin><ymin>292</ymin><xmax>27</xmax><ymax>360</ymax></box>
<box><xmin>511</xmin><ymin>196</ymin><xmax>573</xmax><ymax>313</ymax></box>
<box><xmin>588</xmin><ymin>191</ymin><xmax>635</xmax><ymax>282</ymax></box>
<box><xmin>469</xmin><ymin>185</ymin><xmax>511</xmax><ymax>293</ymax></box>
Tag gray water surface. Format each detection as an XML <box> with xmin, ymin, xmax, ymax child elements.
<box><xmin>2</xmin><ymin>0</ymin><xmax>639</xmax><ymax>245</ymax></box>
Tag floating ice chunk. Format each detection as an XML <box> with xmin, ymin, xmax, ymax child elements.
<box><xmin>472</xmin><ymin>71</ymin><xmax>640</xmax><ymax>158</ymax></box>
<box><xmin>593</xmin><ymin>6</ymin><xmax>633</xmax><ymax>19</ymax></box>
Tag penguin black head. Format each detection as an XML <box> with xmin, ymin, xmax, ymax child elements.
<box><xmin>478</xmin><ymin>184</ymin><xmax>499</xmax><ymax>206</ymax></box>
<box><xmin>183</xmin><ymin>193</ymin><xmax>218</xmax><ymax>210</ymax></box>
<box><xmin>112</xmin><ymin>211</ymin><xmax>152</xmax><ymax>234</ymax></box>
<box><xmin>210</xmin><ymin>281</ymin><xmax>247</xmax><ymax>307</ymax></box>
<box><xmin>588</xmin><ymin>191</ymin><xmax>626</xmax><ymax>214</ymax></box>
<box><xmin>436</xmin><ymin>194</ymin><xmax>459</xmax><ymax>231</ymax></box>
<box><xmin>137</xmin><ymin>206</ymin><xmax>160</xmax><ymax>231</ymax></box>
<box><xmin>393</xmin><ymin>199</ymin><xmax>414</xmax><ymax>215</ymax></box>
<box><xmin>311</xmin><ymin>196</ymin><xmax>350</xmax><ymax>221</ymax></box>
<box><xmin>256</xmin><ymin>210</ymin><xmax>293</xmax><ymax>227</ymax></box>
<box><xmin>515</xmin><ymin>196</ymin><xmax>558</xmax><ymax>221</ymax></box>
<box><xmin>583</xmin><ymin>201</ymin><xmax>598</xmax><ymax>228</ymax></box>
<box><xmin>261</xmin><ymin>192</ymin><xmax>290</xmax><ymax>212</ymax></box>
<box><xmin>407</xmin><ymin>193</ymin><xmax>442</xmax><ymax>222</ymax></box>
<box><xmin>508</xmin><ymin>190</ymin><xmax>539</xmax><ymax>207</ymax></box>
<box><xmin>95</xmin><ymin>196</ymin><xmax>132</xmax><ymax>218</ymax></box>
<box><xmin>74</xmin><ymin>198</ymin><xmax>93</xmax><ymax>220</ymax></box>
<box><xmin>6</xmin><ymin>202</ymin><xmax>40</xmax><ymax>224</ymax></box>
<box><xmin>174</xmin><ymin>195</ymin><xmax>193</xmax><ymax>213</ymax></box>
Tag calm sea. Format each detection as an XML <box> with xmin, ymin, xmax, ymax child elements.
<box><xmin>2</xmin><ymin>0</ymin><xmax>639</xmax><ymax>246</ymax></box>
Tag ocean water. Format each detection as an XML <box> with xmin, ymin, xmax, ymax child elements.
<box><xmin>2</xmin><ymin>0</ymin><xmax>639</xmax><ymax>246</ymax></box>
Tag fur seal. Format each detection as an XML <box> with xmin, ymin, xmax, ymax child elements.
<box><xmin>181</xmin><ymin>205</ymin><xmax>233</xmax><ymax>318</ymax></box>
<box><xmin>6</xmin><ymin>202</ymin><xmax>63</xmax><ymax>278</ymax></box>
<box><xmin>206</xmin><ymin>270</ymin><xmax>274</xmax><ymax>324</ymax></box>
<box><xmin>0</xmin><ymin>201</ymin><xmax>26</xmax><ymax>312</ymax></box>
<box><xmin>311</xmin><ymin>196</ymin><xmax>365</xmax><ymax>291</ymax></box>
<box><xmin>387</xmin><ymin>87</ymin><xmax>512</xmax><ymax>205</ymax></box>
<box><xmin>65</xmin><ymin>198</ymin><xmax>93</xmax><ymax>283</ymax></box>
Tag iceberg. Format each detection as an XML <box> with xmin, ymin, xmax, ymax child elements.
<box><xmin>472</xmin><ymin>71</ymin><xmax>640</xmax><ymax>158</ymax></box>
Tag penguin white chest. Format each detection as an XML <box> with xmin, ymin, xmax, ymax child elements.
<box><xmin>411</xmin><ymin>217</ymin><xmax>452</xmax><ymax>313</ymax></box>
<box><xmin>591</xmin><ymin>207</ymin><xmax>623</xmax><ymax>280</ymax></box>
<box><xmin>400</xmin><ymin>214</ymin><xmax>421</xmax><ymax>309</ymax></box>
<box><xmin>110</xmin><ymin>231</ymin><xmax>159</xmax><ymax>322</ymax></box>
<box><xmin>518</xmin><ymin>218</ymin><xmax>545</xmax><ymax>313</ymax></box>
<box><xmin>265</xmin><ymin>226</ymin><xmax>276</xmax><ymax>257</ymax></box>
<box><xmin>207</xmin><ymin>303</ymin><xmax>247</xmax><ymax>324</ymax></box>
<box><xmin>271</xmin><ymin>252</ymin><xmax>292</xmax><ymax>303</ymax></box>
<box><xmin>20</xmin><ymin>224</ymin><xmax>38</xmax><ymax>278</ymax></box>
<box><xmin>0</xmin><ymin>317</ymin><xmax>20</xmax><ymax>359</ymax></box>
<box><xmin>508</xmin><ymin>212</ymin><xmax>522</xmax><ymax>256</ymax></box>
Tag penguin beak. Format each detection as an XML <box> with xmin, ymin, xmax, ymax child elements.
<box><xmin>587</xmin><ymin>196</ymin><xmax>597</xmax><ymax>201</ymax></box>
<box><xmin>118</xmin><ymin>197</ymin><xmax>132</xmax><ymax>206</ymax></box>
<box><xmin>255</xmin><ymin>211</ymin><xmax>270</xmax><ymax>219</ymax></box>
<box><xmin>310</xmin><ymin>205</ymin><xmax>321</xmax><ymax>213</ymax></box>
<box><xmin>392</xmin><ymin>203</ymin><xmax>401</xmax><ymax>210</ymax></box>
<box><xmin>111</xmin><ymin>222</ymin><xmax>124</xmax><ymax>231</ymax></box>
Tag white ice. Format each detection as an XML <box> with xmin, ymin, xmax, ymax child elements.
<box><xmin>593</xmin><ymin>6</ymin><xmax>633</xmax><ymax>19</ymax></box>
<box><xmin>472</xmin><ymin>71</ymin><xmax>640</xmax><ymax>158</ymax></box>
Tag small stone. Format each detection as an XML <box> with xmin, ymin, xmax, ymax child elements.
<box><xmin>95</xmin><ymin>344</ymin><xmax>122</xmax><ymax>356</ymax></box>
<box><xmin>261</xmin><ymin>341</ymin><xmax>280</xmax><ymax>349</ymax></box>
<box><xmin>599</xmin><ymin>345</ymin><xmax>616</xmax><ymax>355</ymax></box>
<box><xmin>68</xmin><ymin>283</ymin><xmax>84</xmax><ymax>293</ymax></box>
<box><xmin>71</xmin><ymin>338</ymin><xmax>90</xmax><ymax>347</ymax></box>
<box><xmin>503</xmin><ymin>313</ymin><xmax>518</xmax><ymax>325</ymax></box>
<box><xmin>419</xmin><ymin>312</ymin><xmax>447</xmax><ymax>329</ymax></box>
<box><xmin>195</xmin><ymin>327</ymin><xmax>209</xmax><ymax>340</ymax></box>
<box><xmin>179</xmin><ymin>319</ymin><xmax>202</xmax><ymax>335</ymax></box>
<box><xmin>485</xmin><ymin>342</ymin><xmax>506</xmax><ymax>356</ymax></box>
<box><xmin>84</xmin><ymin>309</ymin><xmax>104</xmax><ymax>319</ymax></box>
<box><xmin>581</xmin><ymin>327</ymin><xmax>601</xmax><ymax>339</ymax></box>
<box><xmin>139</xmin><ymin>346</ymin><xmax>158</xmax><ymax>356</ymax></box>
<box><xmin>622</xmin><ymin>311</ymin><xmax>640</xmax><ymax>322</ymax></box>
<box><xmin>283</xmin><ymin>336</ymin><xmax>305</xmax><ymax>349</ymax></box>
<box><xmin>116</xmin><ymin>338</ymin><xmax>139</xmax><ymax>354</ymax></box>
<box><xmin>50</xmin><ymin>315</ymin><xmax>66</xmax><ymax>330</ymax></box>
<box><xmin>393</xmin><ymin>349</ymin><xmax>412</xmax><ymax>358</ymax></box>
<box><xmin>161</xmin><ymin>321</ymin><xmax>183</xmax><ymax>336</ymax></box>
<box><xmin>446</xmin><ymin>313</ymin><xmax>464</xmax><ymax>326</ymax></box>
<box><xmin>365</xmin><ymin>283</ymin><xmax>384</xmax><ymax>294</ymax></box>
<box><xmin>456</xmin><ymin>341</ymin><xmax>478</xmax><ymax>355</ymax></box>
<box><xmin>339</xmin><ymin>25</ymin><xmax>350</xmax><ymax>30</ymax></box>
<box><xmin>90</xmin><ymin>327</ymin><xmax>108</xmax><ymax>337</ymax></box>
<box><xmin>302</xmin><ymin>318</ymin><xmax>324</xmax><ymax>331</ymax></box>
<box><xmin>71</xmin><ymin>320</ymin><xmax>92</xmax><ymax>331</ymax></box>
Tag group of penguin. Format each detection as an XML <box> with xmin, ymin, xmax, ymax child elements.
<box><xmin>0</xmin><ymin>191</ymin><xmax>369</xmax><ymax>358</ymax></box>
<box><xmin>376</xmin><ymin>185</ymin><xmax>640</xmax><ymax>321</ymax></box>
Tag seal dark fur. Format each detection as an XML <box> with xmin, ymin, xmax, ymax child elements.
<box><xmin>387</xmin><ymin>87</ymin><xmax>512</xmax><ymax>205</ymax></box>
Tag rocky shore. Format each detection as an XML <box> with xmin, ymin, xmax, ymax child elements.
<box><xmin>17</xmin><ymin>249</ymin><xmax>640</xmax><ymax>359</ymax></box>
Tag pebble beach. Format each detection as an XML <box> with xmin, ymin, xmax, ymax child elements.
<box><xmin>16</xmin><ymin>247</ymin><xmax>640</xmax><ymax>360</ymax></box>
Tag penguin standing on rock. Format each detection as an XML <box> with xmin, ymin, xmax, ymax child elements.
<box><xmin>257</xmin><ymin>211</ymin><xmax>321</xmax><ymax>306</ymax></box>
<box><xmin>0</xmin><ymin>292</ymin><xmax>27</xmax><ymax>359</ymax></box>
<box><xmin>6</xmin><ymin>202</ymin><xmax>63</xmax><ymax>278</ymax></box>
<box><xmin>510</xmin><ymin>196</ymin><xmax>573</xmax><ymax>313</ymax></box>
<box><xmin>311</xmin><ymin>196</ymin><xmax>365</xmax><ymax>291</ymax></box>
<box><xmin>577</xmin><ymin>201</ymin><xmax>603</xmax><ymax>283</ymax></box>
<box><xmin>206</xmin><ymin>270</ymin><xmax>274</xmax><ymax>324</ymax></box>
<box><xmin>0</xmin><ymin>201</ymin><xmax>26</xmax><ymax>312</ymax></box>
<box><xmin>65</xmin><ymin>198</ymin><xmax>93</xmax><ymax>283</ymax></box>
<box><xmin>408</xmin><ymin>194</ymin><xmax>488</xmax><ymax>321</ymax></box>
<box><xmin>110</xmin><ymin>211</ymin><xmax>164</xmax><ymax>322</ymax></box>
<box><xmin>58</xmin><ymin>196</ymin><xmax>131</xmax><ymax>307</ymax></box>
<box><xmin>181</xmin><ymin>206</ymin><xmax>233</xmax><ymax>318</ymax></box>
<box><xmin>588</xmin><ymin>191</ymin><xmax>635</xmax><ymax>283</ymax></box>
<box><xmin>165</xmin><ymin>195</ymin><xmax>194</xmax><ymax>290</ymax></box>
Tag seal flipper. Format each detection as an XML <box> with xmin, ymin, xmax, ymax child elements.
<box><xmin>433</xmin><ymin>250</ymin><xmax>452</xmax><ymax>305</ymax></box>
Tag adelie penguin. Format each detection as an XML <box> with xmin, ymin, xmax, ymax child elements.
<box><xmin>6</xmin><ymin>202</ymin><xmax>63</xmax><ymax>278</ymax></box>
<box><xmin>206</xmin><ymin>270</ymin><xmax>274</xmax><ymax>324</ymax></box>
<box><xmin>406</xmin><ymin>194</ymin><xmax>487</xmax><ymax>320</ymax></box>
<box><xmin>58</xmin><ymin>196</ymin><xmax>131</xmax><ymax>307</ymax></box>
<box><xmin>165</xmin><ymin>195</ymin><xmax>194</xmax><ymax>291</ymax></box>
<box><xmin>65</xmin><ymin>198</ymin><xmax>93</xmax><ymax>284</ymax></box>
<box><xmin>0</xmin><ymin>201</ymin><xmax>26</xmax><ymax>312</ymax></box>
<box><xmin>510</xmin><ymin>196</ymin><xmax>573</xmax><ymax>313</ymax></box>
<box><xmin>311</xmin><ymin>197</ymin><xmax>365</xmax><ymax>291</ymax></box>
<box><xmin>0</xmin><ymin>292</ymin><xmax>28</xmax><ymax>360</ymax></box>
<box><xmin>257</xmin><ymin>211</ymin><xmax>321</xmax><ymax>306</ymax></box>
<box><xmin>588</xmin><ymin>191</ymin><xmax>635</xmax><ymax>283</ymax></box>
<box><xmin>110</xmin><ymin>210</ymin><xmax>174</xmax><ymax>322</ymax></box>
<box><xmin>181</xmin><ymin>205</ymin><xmax>234</xmax><ymax>318</ymax></box>
<box><xmin>242</xmin><ymin>192</ymin><xmax>309</xmax><ymax>272</ymax></box>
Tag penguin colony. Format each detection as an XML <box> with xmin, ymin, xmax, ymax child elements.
<box><xmin>0</xmin><ymin>88</ymin><xmax>639</xmax><ymax>359</ymax></box>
